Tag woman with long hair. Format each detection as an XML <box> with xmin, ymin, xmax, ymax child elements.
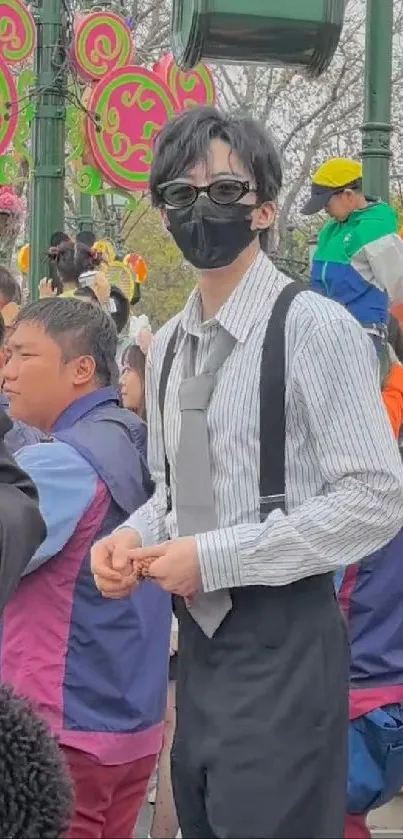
<box><xmin>119</xmin><ymin>344</ymin><xmax>146</xmax><ymax>420</ymax></box>
<box><xmin>44</xmin><ymin>241</ymin><xmax>110</xmax><ymax>307</ymax></box>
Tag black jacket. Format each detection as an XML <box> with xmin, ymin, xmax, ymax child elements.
<box><xmin>0</xmin><ymin>409</ymin><xmax>46</xmax><ymax>615</ymax></box>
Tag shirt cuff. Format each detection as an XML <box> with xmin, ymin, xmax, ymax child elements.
<box><xmin>117</xmin><ymin>512</ymin><xmax>154</xmax><ymax>547</ymax></box>
<box><xmin>195</xmin><ymin>527</ymin><xmax>243</xmax><ymax>592</ymax></box>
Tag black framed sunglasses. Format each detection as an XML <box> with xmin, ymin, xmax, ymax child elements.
<box><xmin>157</xmin><ymin>179</ymin><xmax>254</xmax><ymax>209</ymax></box>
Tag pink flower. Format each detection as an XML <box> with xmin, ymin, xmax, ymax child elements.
<box><xmin>0</xmin><ymin>187</ymin><xmax>26</xmax><ymax>218</ymax></box>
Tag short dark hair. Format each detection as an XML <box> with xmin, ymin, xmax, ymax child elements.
<box><xmin>149</xmin><ymin>106</ymin><xmax>282</xmax><ymax>250</ymax></box>
<box><xmin>0</xmin><ymin>684</ymin><xmax>73</xmax><ymax>838</ymax></box>
<box><xmin>15</xmin><ymin>297</ymin><xmax>118</xmax><ymax>387</ymax></box>
<box><xmin>0</xmin><ymin>266</ymin><xmax>19</xmax><ymax>304</ymax></box>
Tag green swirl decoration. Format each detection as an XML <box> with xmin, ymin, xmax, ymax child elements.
<box><xmin>88</xmin><ymin>67</ymin><xmax>178</xmax><ymax>189</ymax></box>
<box><xmin>0</xmin><ymin>57</ymin><xmax>17</xmax><ymax>155</ymax></box>
<box><xmin>121</xmin><ymin>86</ymin><xmax>155</xmax><ymax>111</ymax></box>
<box><xmin>125</xmin><ymin>193</ymin><xmax>140</xmax><ymax>210</ymax></box>
<box><xmin>0</xmin><ymin>1</ymin><xmax>36</xmax><ymax>64</ymax></box>
<box><xmin>13</xmin><ymin>69</ymin><xmax>36</xmax><ymax>166</ymax></box>
<box><xmin>0</xmin><ymin>154</ymin><xmax>18</xmax><ymax>185</ymax></box>
<box><xmin>101</xmin><ymin>187</ymin><xmax>134</xmax><ymax>207</ymax></box>
<box><xmin>76</xmin><ymin>165</ymin><xmax>103</xmax><ymax>195</ymax></box>
<box><xmin>102</xmin><ymin>107</ymin><xmax>120</xmax><ymax>134</ymax></box>
<box><xmin>170</xmin><ymin>63</ymin><xmax>216</xmax><ymax>108</ymax></box>
<box><xmin>66</xmin><ymin>102</ymin><xmax>86</xmax><ymax>165</ymax></box>
<box><xmin>111</xmin><ymin>134</ymin><xmax>152</xmax><ymax>166</ymax></box>
<box><xmin>178</xmin><ymin>73</ymin><xmax>198</xmax><ymax>93</ymax></box>
<box><xmin>75</xmin><ymin>12</ymin><xmax>133</xmax><ymax>81</ymax></box>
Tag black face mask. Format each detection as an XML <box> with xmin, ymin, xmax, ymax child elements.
<box><xmin>166</xmin><ymin>198</ymin><xmax>260</xmax><ymax>270</ymax></box>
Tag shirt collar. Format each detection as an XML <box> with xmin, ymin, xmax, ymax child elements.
<box><xmin>180</xmin><ymin>251</ymin><xmax>277</xmax><ymax>344</ymax></box>
<box><xmin>52</xmin><ymin>386</ymin><xmax>119</xmax><ymax>432</ymax></box>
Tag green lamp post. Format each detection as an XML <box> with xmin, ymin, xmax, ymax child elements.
<box><xmin>29</xmin><ymin>0</ymin><xmax>67</xmax><ymax>300</ymax></box>
<box><xmin>171</xmin><ymin>0</ymin><xmax>394</xmax><ymax>204</ymax></box>
<box><xmin>78</xmin><ymin>193</ymin><xmax>94</xmax><ymax>235</ymax></box>
<box><xmin>361</xmin><ymin>0</ymin><xmax>393</xmax><ymax>203</ymax></box>
<box><xmin>171</xmin><ymin>1</ymin><xmax>347</xmax><ymax>75</ymax></box>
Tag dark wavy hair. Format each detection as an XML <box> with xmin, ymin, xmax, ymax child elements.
<box><xmin>149</xmin><ymin>105</ymin><xmax>282</xmax><ymax>251</ymax></box>
<box><xmin>0</xmin><ymin>684</ymin><xmax>73</xmax><ymax>838</ymax></box>
<box><xmin>48</xmin><ymin>241</ymin><xmax>104</xmax><ymax>294</ymax></box>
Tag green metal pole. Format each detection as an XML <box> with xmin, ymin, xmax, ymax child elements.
<box><xmin>29</xmin><ymin>0</ymin><xmax>66</xmax><ymax>300</ymax></box>
<box><xmin>78</xmin><ymin>0</ymin><xmax>96</xmax><ymax>239</ymax></box>
<box><xmin>78</xmin><ymin>193</ymin><xmax>94</xmax><ymax>234</ymax></box>
<box><xmin>361</xmin><ymin>0</ymin><xmax>393</xmax><ymax>202</ymax></box>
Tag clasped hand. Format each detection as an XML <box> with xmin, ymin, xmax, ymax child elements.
<box><xmin>91</xmin><ymin>528</ymin><xmax>203</xmax><ymax>599</ymax></box>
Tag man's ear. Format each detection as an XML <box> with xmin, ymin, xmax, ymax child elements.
<box><xmin>251</xmin><ymin>201</ymin><xmax>277</xmax><ymax>232</ymax></box>
<box><xmin>71</xmin><ymin>355</ymin><xmax>96</xmax><ymax>386</ymax></box>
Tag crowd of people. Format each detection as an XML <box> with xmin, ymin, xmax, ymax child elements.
<box><xmin>0</xmin><ymin>105</ymin><xmax>403</xmax><ymax>839</ymax></box>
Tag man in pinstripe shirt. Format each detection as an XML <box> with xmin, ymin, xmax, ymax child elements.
<box><xmin>92</xmin><ymin>108</ymin><xmax>403</xmax><ymax>838</ymax></box>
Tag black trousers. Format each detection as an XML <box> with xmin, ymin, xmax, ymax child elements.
<box><xmin>171</xmin><ymin>575</ymin><xmax>349</xmax><ymax>839</ymax></box>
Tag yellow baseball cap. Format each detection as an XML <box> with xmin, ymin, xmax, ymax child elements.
<box><xmin>302</xmin><ymin>158</ymin><xmax>363</xmax><ymax>215</ymax></box>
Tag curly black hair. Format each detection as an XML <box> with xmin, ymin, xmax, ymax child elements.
<box><xmin>48</xmin><ymin>241</ymin><xmax>104</xmax><ymax>292</ymax></box>
<box><xmin>0</xmin><ymin>684</ymin><xmax>73</xmax><ymax>838</ymax></box>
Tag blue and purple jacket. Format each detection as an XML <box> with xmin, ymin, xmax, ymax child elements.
<box><xmin>337</xmin><ymin>530</ymin><xmax>403</xmax><ymax>721</ymax></box>
<box><xmin>0</xmin><ymin>388</ymin><xmax>171</xmax><ymax>765</ymax></box>
<box><xmin>0</xmin><ymin>392</ymin><xmax>44</xmax><ymax>454</ymax></box>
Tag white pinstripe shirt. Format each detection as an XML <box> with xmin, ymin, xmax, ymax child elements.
<box><xmin>126</xmin><ymin>250</ymin><xmax>403</xmax><ymax>591</ymax></box>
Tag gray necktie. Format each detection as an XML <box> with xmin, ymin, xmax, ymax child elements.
<box><xmin>176</xmin><ymin>327</ymin><xmax>236</xmax><ymax>637</ymax></box>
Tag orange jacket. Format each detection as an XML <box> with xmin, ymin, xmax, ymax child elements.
<box><xmin>382</xmin><ymin>361</ymin><xmax>403</xmax><ymax>439</ymax></box>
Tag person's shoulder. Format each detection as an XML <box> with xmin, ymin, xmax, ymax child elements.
<box><xmin>4</xmin><ymin>421</ymin><xmax>43</xmax><ymax>456</ymax></box>
<box><xmin>286</xmin><ymin>287</ymin><xmax>362</xmax><ymax>354</ymax></box>
<box><xmin>317</xmin><ymin>218</ymin><xmax>337</xmax><ymax>239</ymax></box>
<box><xmin>16</xmin><ymin>439</ymin><xmax>94</xmax><ymax>476</ymax></box>
<box><xmin>154</xmin><ymin>312</ymin><xmax>183</xmax><ymax>348</ymax></box>
<box><xmin>356</xmin><ymin>201</ymin><xmax>398</xmax><ymax>238</ymax></box>
<box><xmin>148</xmin><ymin>311</ymin><xmax>183</xmax><ymax>376</ymax></box>
<box><xmin>365</xmin><ymin>201</ymin><xmax>397</xmax><ymax>224</ymax></box>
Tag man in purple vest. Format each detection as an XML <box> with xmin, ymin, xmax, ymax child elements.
<box><xmin>0</xmin><ymin>307</ymin><xmax>45</xmax><ymax>454</ymax></box>
<box><xmin>1</xmin><ymin>298</ymin><xmax>171</xmax><ymax>839</ymax></box>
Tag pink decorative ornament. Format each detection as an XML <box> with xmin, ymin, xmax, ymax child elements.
<box><xmin>153</xmin><ymin>53</ymin><xmax>216</xmax><ymax>110</ymax></box>
<box><xmin>0</xmin><ymin>185</ymin><xmax>25</xmax><ymax>216</ymax></box>
<box><xmin>0</xmin><ymin>56</ymin><xmax>18</xmax><ymax>156</ymax></box>
<box><xmin>86</xmin><ymin>65</ymin><xmax>178</xmax><ymax>192</ymax></box>
<box><xmin>0</xmin><ymin>185</ymin><xmax>25</xmax><ymax>244</ymax></box>
<box><xmin>0</xmin><ymin>0</ymin><xmax>36</xmax><ymax>64</ymax></box>
<box><xmin>72</xmin><ymin>11</ymin><xmax>134</xmax><ymax>84</ymax></box>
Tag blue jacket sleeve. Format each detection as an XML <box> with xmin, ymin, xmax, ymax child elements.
<box><xmin>5</xmin><ymin>419</ymin><xmax>45</xmax><ymax>456</ymax></box>
<box><xmin>15</xmin><ymin>441</ymin><xmax>98</xmax><ymax>573</ymax></box>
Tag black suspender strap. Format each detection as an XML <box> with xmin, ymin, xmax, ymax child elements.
<box><xmin>159</xmin><ymin>282</ymin><xmax>306</xmax><ymax>520</ymax></box>
<box><xmin>259</xmin><ymin>281</ymin><xmax>306</xmax><ymax>521</ymax></box>
<box><xmin>158</xmin><ymin>324</ymin><xmax>179</xmax><ymax>512</ymax></box>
